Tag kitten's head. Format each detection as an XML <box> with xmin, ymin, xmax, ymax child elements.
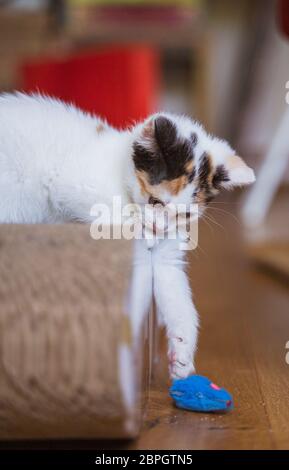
<box><xmin>131</xmin><ymin>112</ymin><xmax>255</xmax><ymax>212</ymax></box>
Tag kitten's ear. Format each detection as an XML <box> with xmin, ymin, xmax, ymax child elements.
<box><xmin>139</xmin><ymin>116</ymin><xmax>155</xmax><ymax>143</ymax></box>
<box><xmin>140</xmin><ymin>115</ymin><xmax>177</xmax><ymax>150</ymax></box>
<box><xmin>210</xmin><ymin>137</ymin><xmax>255</xmax><ymax>189</ymax></box>
<box><xmin>213</xmin><ymin>155</ymin><xmax>255</xmax><ymax>190</ymax></box>
<box><xmin>133</xmin><ymin>116</ymin><xmax>170</xmax><ymax>184</ymax></box>
<box><xmin>154</xmin><ymin>115</ymin><xmax>177</xmax><ymax>152</ymax></box>
<box><xmin>223</xmin><ymin>155</ymin><xmax>255</xmax><ymax>188</ymax></box>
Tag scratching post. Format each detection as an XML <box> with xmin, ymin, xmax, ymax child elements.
<box><xmin>0</xmin><ymin>225</ymin><xmax>152</xmax><ymax>440</ymax></box>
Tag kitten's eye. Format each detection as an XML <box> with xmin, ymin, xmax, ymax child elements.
<box><xmin>149</xmin><ymin>196</ymin><xmax>164</xmax><ymax>206</ymax></box>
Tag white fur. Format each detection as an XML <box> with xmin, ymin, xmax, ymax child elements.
<box><xmin>0</xmin><ymin>92</ymin><xmax>135</xmax><ymax>223</ymax></box>
<box><xmin>152</xmin><ymin>238</ymin><xmax>198</xmax><ymax>378</ymax></box>
<box><xmin>0</xmin><ymin>93</ymin><xmax>255</xmax><ymax>379</ymax></box>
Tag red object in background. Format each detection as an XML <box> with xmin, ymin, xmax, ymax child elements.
<box><xmin>278</xmin><ymin>0</ymin><xmax>289</xmax><ymax>39</ymax></box>
<box><xmin>21</xmin><ymin>46</ymin><xmax>159</xmax><ymax>128</ymax></box>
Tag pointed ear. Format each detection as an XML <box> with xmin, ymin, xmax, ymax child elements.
<box><xmin>221</xmin><ymin>155</ymin><xmax>255</xmax><ymax>188</ymax></box>
<box><xmin>133</xmin><ymin>116</ymin><xmax>168</xmax><ymax>185</ymax></box>
<box><xmin>139</xmin><ymin>116</ymin><xmax>155</xmax><ymax>143</ymax></box>
<box><xmin>154</xmin><ymin>115</ymin><xmax>177</xmax><ymax>152</ymax></box>
<box><xmin>139</xmin><ymin>115</ymin><xmax>177</xmax><ymax>150</ymax></box>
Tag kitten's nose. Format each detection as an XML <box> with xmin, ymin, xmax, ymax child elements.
<box><xmin>149</xmin><ymin>196</ymin><xmax>164</xmax><ymax>206</ymax></box>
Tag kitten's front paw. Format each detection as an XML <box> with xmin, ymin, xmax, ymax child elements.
<box><xmin>169</xmin><ymin>360</ymin><xmax>195</xmax><ymax>380</ymax></box>
<box><xmin>168</xmin><ymin>337</ymin><xmax>195</xmax><ymax>379</ymax></box>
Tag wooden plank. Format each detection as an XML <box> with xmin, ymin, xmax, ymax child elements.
<box><xmin>241</xmin><ymin>268</ymin><xmax>289</xmax><ymax>449</ymax></box>
<box><xmin>249</xmin><ymin>243</ymin><xmax>289</xmax><ymax>281</ymax></box>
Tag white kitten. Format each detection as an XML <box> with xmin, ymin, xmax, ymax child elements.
<box><xmin>0</xmin><ymin>92</ymin><xmax>255</xmax><ymax>378</ymax></box>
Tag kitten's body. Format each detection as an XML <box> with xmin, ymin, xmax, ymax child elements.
<box><xmin>0</xmin><ymin>93</ymin><xmax>134</xmax><ymax>223</ymax></box>
<box><xmin>0</xmin><ymin>93</ymin><xmax>255</xmax><ymax>379</ymax></box>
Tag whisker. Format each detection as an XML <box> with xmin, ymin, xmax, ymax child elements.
<box><xmin>191</xmin><ymin>241</ymin><xmax>208</xmax><ymax>259</ymax></box>
<box><xmin>202</xmin><ymin>212</ymin><xmax>227</xmax><ymax>235</ymax></box>
<box><xmin>206</xmin><ymin>206</ymin><xmax>241</xmax><ymax>226</ymax></box>
<box><xmin>200</xmin><ymin>213</ymin><xmax>215</xmax><ymax>235</ymax></box>
<box><xmin>206</xmin><ymin>201</ymin><xmax>241</xmax><ymax>205</ymax></box>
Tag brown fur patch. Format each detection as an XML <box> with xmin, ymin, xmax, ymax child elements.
<box><xmin>137</xmin><ymin>171</ymin><xmax>150</xmax><ymax>196</ymax></box>
<box><xmin>185</xmin><ymin>159</ymin><xmax>194</xmax><ymax>174</ymax></box>
<box><xmin>136</xmin><ymin>170</ymin><xmax>189</xmax><ymax>199</ymax></box>
<box><xmin>167</xmin><ymin>175</ymin><xmax>188</xmax><ymax>195</ymax></box>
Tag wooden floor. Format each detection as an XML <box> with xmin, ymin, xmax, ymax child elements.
<box><xmin>1</xmin><ymin>196</ymin><xmax>289</xmax><ymax>450</ymax></box>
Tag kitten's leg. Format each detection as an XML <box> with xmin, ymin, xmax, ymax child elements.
<box><xmin>127</xmin><ymin>239</ymin><xmax>153</xmax><ymax>342</ymax></box>
<box><xmin>152</xmin><ymin>240</ymin><xmax>199</xmax><ymax>379</ymax></box>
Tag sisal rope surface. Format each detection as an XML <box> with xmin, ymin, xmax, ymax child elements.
<box><xmin>0</xmin><ymin>224</ymin><xmax>144</xmax><ymax>439</ymax></box>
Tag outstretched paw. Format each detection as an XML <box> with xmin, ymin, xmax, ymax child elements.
<box><xmin>168</xmin><ymin>337</ymin><xmax>195</xmax><ymax>379</ymax></box>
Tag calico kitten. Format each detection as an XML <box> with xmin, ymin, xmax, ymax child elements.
<box><xmin>0</xmin><ymin>92</ymin><xmax>255</xmax><ymax>378</ymax></box>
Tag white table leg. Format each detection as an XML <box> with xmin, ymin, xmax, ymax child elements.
<box><xmin>242</xmin><ymin>107</ymin><xmax>289</xmax><ymax>227</ymax></box>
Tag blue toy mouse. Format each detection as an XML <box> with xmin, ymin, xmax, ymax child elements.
<box><xmin>169</xmin><ymin>375</ymin><xmax>233</xmax><ymax>412</ymax></box>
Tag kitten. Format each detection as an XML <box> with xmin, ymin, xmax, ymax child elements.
<box><xmin>0</xmin><ymin>92</ymin><xmax>255</xmax><ymax>378</ymax></box>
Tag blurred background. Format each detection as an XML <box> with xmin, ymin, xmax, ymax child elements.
<box><xmin>0</xmin><ymin>0</ymin><xmax>288</xmax><ymax>277</ymax></box>
<box><xmin>0</xmin><ymin>0</ymin><xmax>287</xmax><ymax>135</ymax></box>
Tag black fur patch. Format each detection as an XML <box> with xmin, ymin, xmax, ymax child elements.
<box><xmin>212</xmin><ymin>164</ymin><xmax>229</xmax><ymax>189</ymax></box>
<box><xmin>195</xmin><ymin>158</ymin><xmax>230</xmax><ymax>204</ymax></box>
<box><xmin>133</xmin><ymin>116</ymin><xmax>195</xmax><ymax>185</ymax></box>
<box><xmin>204</xmin><ymin>193</ymin><xmax>215</xmax><ymax>204</ymax></box>
<box><xmin>198</xmin><ymin>153</ymin><xmax>212</xmax><ymax>189</ymax></box>
<box><xmin>154</xmin><ymin>116</ymin><xmax>177</xmax><ymax>152</ymax></box>
<box><xmin>195</xmin><ymin>153</ymin><xmax>217</xmax><ymax>204</ymax></box>
<box><xmin>133</xmin><ymin>143</ymin><xmax>167</xmax><ymax>184</ymax></box>
<box><xmin>188</xmin><ymin>167</ymin><xmax>196</xmax><ymax>183</ymax></box>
